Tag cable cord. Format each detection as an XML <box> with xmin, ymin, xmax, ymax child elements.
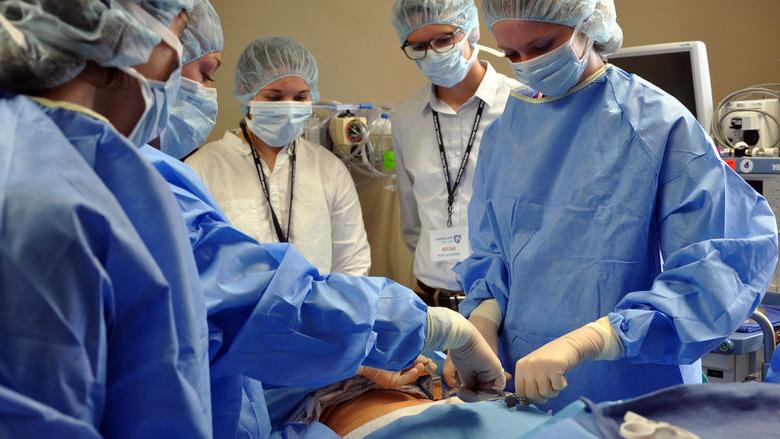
<box><xmin>710</xmin><ymin>84</ymin><xmax>780</xmax><ymax>148</ymax></box>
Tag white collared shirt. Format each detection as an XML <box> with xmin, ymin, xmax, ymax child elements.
<box><xmin>392</xmin><ymin>62</ymin><xmax>527</xmax><ymax>290</ymax></box>
<box><xmin>186</xmin><ymin>131</ymin><xmax>371</xmax><ymax>275</ymax></box>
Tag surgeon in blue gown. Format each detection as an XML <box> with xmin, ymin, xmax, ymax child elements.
<box><xmin>142</xmin><ymin>5</ymin><xmax>424</xmax><ymax>436</ymax></box>
<box><xmin>142</xmin><ymin>1</ymin><xmax>507</xmax><ymax>437</ymax></box>
<box><xmin>0</xmin><ymin>1</ymin><xmax>212</xmax><ymax>437</ymax></box>
<box><xmin>454</xmin><ymin>0</ymin><xmax>779</xmax><ymax>412</ymax></box>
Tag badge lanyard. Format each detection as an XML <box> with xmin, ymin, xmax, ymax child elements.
<box><xmin>240</xmin><ymin>121</ymin><xmax>296</xmax><ymax>243</ymax></box>
<box><xmin>432</xmin><ymin>99</ymin><xmax>485</xmax><ymax>227</ymax></box>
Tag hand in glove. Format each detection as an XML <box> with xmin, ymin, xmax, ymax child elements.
<box><xmin>443</xmin><ymin>300</ymin><xmax>505</xmax><ymax>389</ymax></box>
<box><xmin>424</xmin><ymin>307</ymin><xmax>506</xmax><ymax>401</ymax></box>
<box><xmin>514</xmin><ymin>318</ymin><xmax>621</xmax><ymax>404</ymax></box>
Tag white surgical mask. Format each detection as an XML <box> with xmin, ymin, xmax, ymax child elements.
<box><xmin>510</xmin><ymin>22</ymin><xmax>593</xmax><ymax>97</ymax></box>
<box><xmin>415</xmin><ymin>37</ymin><xmax>479</xmax><ymax>88</ymax></box>
<box><xmin>247</xmin><ymin>101</ymin><xmax>313</xmax><ymax>148</ymax></box>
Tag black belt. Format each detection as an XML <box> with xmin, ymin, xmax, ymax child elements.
<box><xmin>416</xmin><ymin>280</ymin><xmax>465</xmax><ymax>311</ymax></box>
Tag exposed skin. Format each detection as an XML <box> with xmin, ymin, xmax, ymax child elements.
<box><xmin>405</xmin><ymin>23</ymin><xmax>486</xmax><ymax>112</ymax></box>
<box><xmin>358</xmin><ymin>355</ymin><xmax>435</xmax><ymax>389</ymax></box>
<box><xmin>38</xmin><ymin>11</ymin><xmax>189</xmax><ymax>139</ymax></box>
<box><xmin>245</xmin><ymin>75</ymin><xmax>311</xmax><ymax>170</ymax></box>
<box><xmin>492</xmin><ymin>20</ymin><xmax>604</xmax><ymax>92</ymax></box>
<box><xmin>182</xmin><ymin>52</ymin><xmax>222</xmax><ymax>87</ymax></box>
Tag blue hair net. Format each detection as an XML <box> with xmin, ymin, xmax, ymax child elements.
<box><xmin>233</xmin><ymin>36</ymin><xmax>320</xmax><ymax>107</ymax></box>
<box><xmin>480</xmin><ymin>0</ymin><xmax>623</xmax><ymax>56</ymax></box>
<box><xmin>181</xmin><ymin>0</ymin><xmax>223</xmax><ymax>65</ymax></box>
<box><xmin>140</xmin><ymin>0</ymin><xmax>194</xmax><ymax>26</ymax></box>
<box><xmin>391</xmin><ymin>0</ymin><xmax>479</xmax><ymax>43</ymax></box>
<box><xmin>0</xmin><ymin>0</ymin><xmax>191</xmax><ymax>92</ymax></box>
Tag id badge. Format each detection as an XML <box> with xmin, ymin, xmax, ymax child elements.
<box><xmin>430</xmin><ymin>227</ymin><xmax>469</xmax><ymax>262</ymax></box>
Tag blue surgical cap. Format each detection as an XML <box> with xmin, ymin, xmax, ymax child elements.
<box><xmin>391</xmin><ymin>0</ymin><xmax>480</xmax><ymax>44</ymax></box>
<box><xmin>0</xmin><ymin>0</ymin><xmax>191</xmax><ymax>92</ymax></box>
<box><xmin>181</xmin><ymin>0</ymin><xmax>223</xmax><ymax>65</ymax></box>
<box><xmin>141</xmin><ymin>0</ymin><xmax>194</xmax><ymax>26</ymax></box>
<box><xmin>233</xmin><ymin>36</ymin><xmax>320</xmax><ymax>107</ymax></box>
<box><xmin>480</xmin><ymin>0</ymin><xmax>623</xmax><ymax>56</ymax></box>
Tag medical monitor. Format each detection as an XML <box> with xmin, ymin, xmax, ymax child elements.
<box><xmin>607</xmin><ymin>41</ymin><xmax>713</xmax><ymax>129</ymax></box>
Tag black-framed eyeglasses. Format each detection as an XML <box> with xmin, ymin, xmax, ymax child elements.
<box><xmin>401</xmin><ymin>28</ymin><xmax>466</xmax><ymax>61</ymax></box>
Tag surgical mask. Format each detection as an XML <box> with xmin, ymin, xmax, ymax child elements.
<box><xmin>160</xmin><ymin>77</ymin><xmax>218</xmax><ymax>159</ymax></box>
<box><xmin>415</xmin><ymin>37</ymin><xmax>479</xmax><ymax>88</ymax></box>
<box><xmin>510</xmin><ymin>23</ymin><xmax>594</xmax><ymax>97</ymax></box>
<box><xmin>247</xmin><ymin>101</ymin><xmax>313</xmax><ymax>148</ymax></box>
<box><xmin>122</xmin><ymin>1</ymin><xmax>184</xmax><ymax>146</ymax></box>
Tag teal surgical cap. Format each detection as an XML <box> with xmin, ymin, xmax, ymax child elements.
<box><xmin>391</xmin><ymin>0</ymin><xmax>480</xmax><ymax>44</ymax></box>
<box><xmin>480</xmin><ymin>0</ymin><xmax>623</xmax><ymax>56</ymax></box>
<box><xmin>233</xmin><ymin>36</ymin><xmax>320</xmax><ymax>107</ymax></box>
<box><xmin>181</xmin><ymin>0</ymin><xmax>223</xmax><ymax>65</ymax></box>
<box><xmin>0</xmin><ymin>0</ymin><xmax>192</xmax><ymax>91</ymax></box>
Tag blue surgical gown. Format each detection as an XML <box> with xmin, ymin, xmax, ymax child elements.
<box><xmin>0</xmin><ymin>94</ymin><xmax>211</xmax><ymax>437</ymax></box>
<box><xmin>455</xmin><ymin>65</ymin><xmax>779</xmax><ymax>411</ymax></box>
<box><xmin>140</xmin><ymin>146</ymin><xmax>428</xmax><ymax>438</ymax></box>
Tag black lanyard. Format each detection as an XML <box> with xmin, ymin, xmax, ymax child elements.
<box><xmin>432</xmin><ymin>99</ymin><xmax>485</xmax><ymax>227</ymax></box>
<box><xmin>240</xmin><ymin>121</ymin><xmax>296</xmax><ymax>243</ymax></box>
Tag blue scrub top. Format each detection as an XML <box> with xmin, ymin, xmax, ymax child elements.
<box><xmin>456</xmin><ymin>65</ymin><xmax>778</xmax><ymax>411</ymax></box>
<box><xmin>141</xmin><ymin>146</ymin><xmax>429</xmax><ymax>438</ymax></box>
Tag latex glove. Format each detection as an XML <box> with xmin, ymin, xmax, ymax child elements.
<box><xmin>443</xmin><ymin>313</ymin><xmax>510</xmax><ymax>389</ymax></box>
<box><xmin>442</xmin><ymin>351</ymin><xmax>512</xmax><ymax>391</ymax></box>
<box><xmin>445</xmin><ymin>299</ymin><xmax>510</xmax><ymax>389</ymax></box>
<box><xmin>422</xmin><ymin>307</ymin><xmax>506</xmax><ymax>401</ymax></box>
<box><xmin>449</xmin><ymin>329</ymin><xmax>507</xmax><ymax>401</ymax></box>
<box><xmin>469</xmin><ymin>299</ymin><xmax>502</xmax><ymax>354</ymax></box>
<box><xmin>514</xmin><ymin>324</ymin><xmax>607</xmax><ymax>405</ymax></box>
<box><xmin>442</xmin><ymin>355</ymin><xmax>460</xmax><ymax>388</ymax></box>
<box><xmin>358</xmin><ymin>355</ymin><xmax>435</xmax><ymax>389</ymax></box>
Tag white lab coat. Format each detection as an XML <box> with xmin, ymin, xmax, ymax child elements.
<box><xmin>186</xmin><ymin>130</ymin><xmax>371</xmax><ymax>275</ymax></box>
<box><xmin>392</xmin><ymin>62</ymin><xmax>524</xmax><ymax>290</ymax></box>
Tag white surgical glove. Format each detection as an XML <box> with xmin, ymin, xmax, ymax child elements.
<box><xmin>514</xmin><ymin>317</ymin><xmax>622</xmax><ymax>404</ymax></box>
<box><xmin>423</xmin><ymin>307</ymin><xmax>506</xmax><ymax>401</ymax></box>
<box><xmin>443</xmin><ymin>299</ymin><xmax>504</xmax><ymax>388</ymax></box>
<box><xmin>469</xmin><ymin>299</ymin><xmax>502</xmax><ymax>354</ymax></box>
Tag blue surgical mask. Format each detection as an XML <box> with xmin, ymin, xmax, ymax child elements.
<box><xmin>160</xmin><ymin>77</ymin><xmax>218</xmax><ymax>159</ymax></box>
<box><xmin>510</xmin><ymin>24</ymin><xmax>594</xmax><ymax>97</ymax></box>
<box><xmin>125</xmin><ymin>66</ymin><xmax>182</xmax><ymax>147</ymax></box>
<box><xmin>416</xmin><ymin>37</ymin><xmax>479</xmax><ymax>88</ymax></box>
<box><xmin>247</xmin><ymin>101</ymin><xmax>313</xmax><ymax>148</ymax></box>
<box><xmin>123</xmin><ymin>3</ymin><xmax>184</xmax><ymax>147</ymax></box>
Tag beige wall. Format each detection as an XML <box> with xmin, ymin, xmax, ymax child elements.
<box><xmin>209</xmin><ymin>0</ymin><xmax>780</xmax><ymax>141</ymax></box>
<box><xmin>208</xmin><ymin>0</ymin><xmax>779</xmax><ymax>284</ymax></box>
<box><xmin>616</xmin><ymin>0</ymin><xmax>780</xmax><ymax>105</ymax></box>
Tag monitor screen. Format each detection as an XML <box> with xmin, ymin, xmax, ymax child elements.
<box><xmin>609</xmin><ymin>52</ymin><xmax>698</xmax><ymax>119</ymax></box>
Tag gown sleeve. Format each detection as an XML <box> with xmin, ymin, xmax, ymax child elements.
<box><xmin>148</xmin><ymin>151</ymin><xmax>429</xmax><ymax>389</ymax></box>
<box><xmin>609</xmin><ymin>115</ymin><xmax>779</xmax><ymax>364</ymax></box>
<box><xmin>455</xmin><ymin>121</ymin><xmax>512</xmax><ymax>318</ymax></box>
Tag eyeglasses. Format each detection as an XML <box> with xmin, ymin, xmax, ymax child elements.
<box><xmin>401</xmin><ymin>29</ymin><xmax>466</xmax><ymax>61</ymax></box>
